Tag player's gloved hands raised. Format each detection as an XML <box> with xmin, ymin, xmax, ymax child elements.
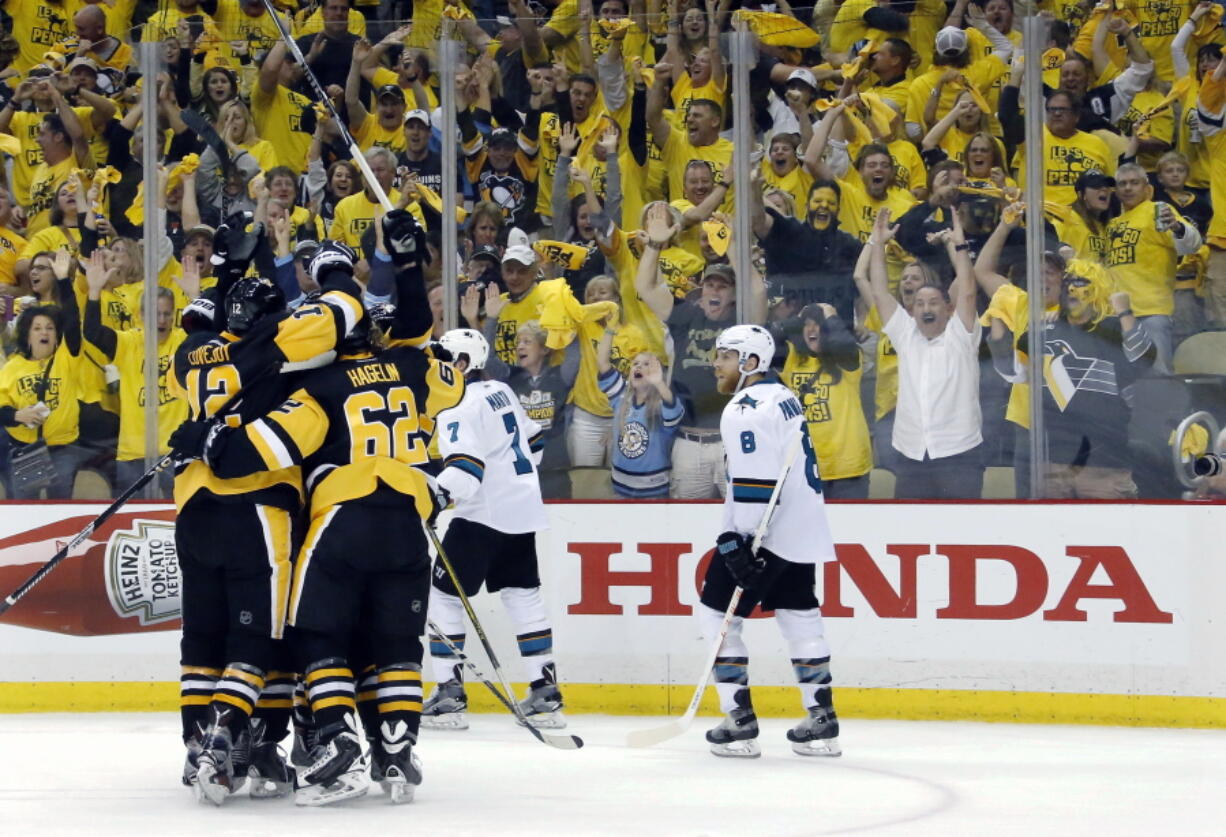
<box><xmin>168</xmin><ymin>418</ymin><xmax>215</xmax><ymax>462</ymax></box>
<box><xmin>213</xmin><ymin>217</ymin><xmax>264</xmax><ymax>284</ymax></box>
<box><xmin>308</xmin><ymin>241</ymin><xmax>358</xmax><ymax>284</ymax></box>
<box><xmin>716</xmin><ymin>531</ymin><xmax>766</xmax><ymax>589</ymax></box>
<box><xmin>382</xmin><ymin>208</ymin><xmax>430</xmax><ymax>267</ymax></box>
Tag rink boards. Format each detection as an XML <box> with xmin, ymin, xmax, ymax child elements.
<box><xmin>0</xmin><ymin>500</ymin><xmax>1224</xmax><ymax>728</ymax></box>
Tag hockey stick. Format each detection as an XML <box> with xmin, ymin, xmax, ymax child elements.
<box><xmin>0</xmin><ymin>454</ymin><xmax>173</xmax><ymax>616</ymax></box>
<box><xmin>423</xmin><ymin>523</ymin><xmax>583</xmax><ymax>750</ymax></box>
<box><xmin>259</xmin><ymin>0</ymin><xmax>394</xmax><ymax>212</ymax></box>
<box><xmin>626</xmin><ymin>432</ymin><xmax>806</xmax><ymax>748</ymax></box>
<box><xmin>426</xmin><ymin>620</ymin><xmax>583</xmax><ymax>749</ymax></box>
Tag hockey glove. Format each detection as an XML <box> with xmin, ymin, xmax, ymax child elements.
<box><xmin>308</xmin><ymin>241</ymin><xmax>358</xmax><ymax>284</ymax></box>
<box><xmin>382</xmin><ymin>208</ymin><xmax>430</xmax><ymax>266</ymax></box>
<box><xmin>168</xmin><ymin>418</ymin><xmax>214</xmax><ymax>462</ymax></box>
<box><xmin>213</xmin><ymin>221</ymin><xmax>264</xmax><ymax>285</ymax></box>
<box><xmin>427</xmin><ymin>483</ymin><xmax>452</xmax><ymax>526</ymax></box>
<box><xmin>716</xmin><ymin>531</ymin><xmax>766</xmax><ymax>589</ymax></box>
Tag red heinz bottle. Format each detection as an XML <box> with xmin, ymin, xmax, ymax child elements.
<box><xmin>0</xmin><ymin>508</ymin><xmax>181</xmax><ymax>636</ymax></box>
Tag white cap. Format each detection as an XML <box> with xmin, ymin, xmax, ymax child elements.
<box><xmin>502</xmin><ymin>244</ymin><xmax>537</xmax><ymax>266</ymax></box>
<box><xmin>935</xmin><ymin>26</ymin><xmax>968</xmax><ymax>58</ymax></box>
<box><xmin>404</xmin><ymin>108</ymin><xmax>430</xmax><ymax>126</ymax></box>
<box><xmin>786</xmin><ymin>68</ymin><xmax>818</xmax><ymax>90</ymax></box>
<box><xmin>506</xmin><ymin>226</ymin><xmax>530</xmax><ymax>248</ymax></box>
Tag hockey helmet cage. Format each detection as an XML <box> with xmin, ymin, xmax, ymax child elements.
<box><xmin>716</xmin><ymin>324</ymin><xmax>775</xmax><ymax>374</ymax></box>
<box><xmin>224</xmin><ymin>276</ymin><xmax>286</xmax><ymax>335</ymax></box>
<box><xmin>439</xmin><ymin>328</ymin><xmax>489</xmax><ymax>372</ymax></box>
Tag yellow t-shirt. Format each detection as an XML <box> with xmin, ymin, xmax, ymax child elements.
<box><xmin>670</xmin><ymin>72</ymin><xmax>727</xmax><ymax>125</ymax></box>
<box><xmin>210</xmin><ymin>0</ymin><xmax>285</xmax><ymax>54</ymax></box>
<box><xmin>661</xmin><ymin>130</ymin><xmax>734</xmax><ymax>212</ymax></box>
<box><xmin>597</xmin><ymin>226</ymin><xmax>668</xmax><ymax>359</ymax></box>
<box><xmin>240</xmin><ymin>139</ymin><xmax>278</xmax><ymax>175</ymax></box>
<box><xmin>25</xmin><ymin>154</ymin><xmax>82</xmax><ymax>235</ymax></box>
<box><xmin>966</xmin><ymin>27</ymin><xmax>1022</xmax><ymax>135</ymax></box>
<box><xmin>904</xmin><ymin>56</ymin><xmax>1009</xmax><ymax>136</ymax></box>
<box><xmin>571</xmin><ymin>322</ymin><xmax>649</xmax><ymax>417</ymax></box>
<box><xmin>836</xmin><ymin>178</ymin><xmax>918</xmax><ymax>244</ymax></box>
<box><xmin>0</xmin><ymin>342</ymin><xmax>82</xmax><ymax>445</ymax></box>
<box><xmin>1106</xmin><ymin>199</ymin><xmax>1189</xmax><ymax>316</ymax></box>
<box><xmin>7</xmin><ymin>108</ymin><xmax>94</xmax><ymax>207</ymax></box>
<box><xmin>251</xmin><ymin>83</ymin><xmax>314</xmax><ymax>173</ymax></box>
<box><xmin>1181</xmin><ymin>82</ymin><xmax>1210</xmax><ymax>191</ymax></box>
<box><xmin>3</xmin><ymin>0</ymin><xmax>71</xmax><ymax>72</ymax></box>
<box><xmin>761</xmin><ymin>159</ymin><xmax>813</xmax><ymax>217</ymax></box>
<box><xmin>863</xmin><ymin>305</ymin><xmax>898</xmax><ymax>420</ymax></box>
<box><xmin>326</xmin><ymin>189</ymin><xmax>409</xmax><ymax>248</ymax></box>
<box><xmin>535</xmin><ymin>106</ymin><xmax>608</xmax><ymax>219</ymax></box>
<box><xmin>107</xmin><ymin>327</ymin><xmax>188</xmax><ymax>461</ymax></box>
<box><xmin>1199</xmin><ymin>74</ymin><xmax>1226</xmax><ymax>248</ymax></box>
<box><xmin>289</xmin><ymin>205</ymin><xmax>324</xmax><ymax>242</ymax></box>
<box><xmin>352</xmin><ymin>111</ymin><xmax>407</xmax><ymax>154</ymax></box>
<box><xmin>18</xmin><ymin>225</ymin><xmax>81</xmax><ymax>262</ymax></box>
<box><xmin>1053</xmin><ymin>210</ymin><xmax>1109</xmax><ymax>264</ymax></box>
<box><xmin>292</xmin><ymin>5</ymin><xmax>365</xmax><ymax>38</ymax></box>
<box><xmin>543</xmin><ymin>0</ymin><xmax>583</xmax><ymax>74</ymax></box>
<box><xmin>1115</xmin><ymin>88</ymin><xmax>1175</xmax><ymax>171</ymax></box>
<box><xmin>848</xmin><ymin>137</ymin><xmax>927</xmax><ymax>196</ymax></box>
<box><xmin>1014</xmin><ymin>126</ymin><xmax>1116</xmax><ymax>207</ymax></box>
<box><xmin>141</xmin><ymin>4</ymin><xmax>215</xmax><ymax>43</ymax></box>
<box><xmin>0</xmin><ymin>227</ymin><xmax>30</xmax><ymax>288</ymax></box>
<box><xmin>492</xmin><ymin>283</ymin><xmax>548</xmax><ymax>364</ymax></box>
<box><xmin>782</xmin><ymin>345</ymin><xmax>871</xmax><ymax>480</ymax></box>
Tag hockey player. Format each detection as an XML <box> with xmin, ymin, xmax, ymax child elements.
<box><xmin>183</xmin><ymin>211</ymin><xmax>453</xmax><ymax>807</ymax></box>
<box><xmin>698</xmin><ymin>324</ymin><xmax>841</xmax><ymax>758</ymax></box>
<box><xmin>171</xmin><ymin>215</ymin><xmax>424</xmax><ymax>806</ymax></box>
<box><xmin>421</xmin><ymin>328</ymin><xmax>565</xmax><ymax>731</ymax></box>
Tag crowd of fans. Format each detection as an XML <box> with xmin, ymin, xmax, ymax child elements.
<box><xmin>0</xmin><ymin>0</ymin><xmax>1222</xmax><ymax>501</ymax></box>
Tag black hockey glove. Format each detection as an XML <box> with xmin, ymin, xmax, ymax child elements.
<box><xmin>716</xmin><ymin>531</ymin><xmax>766</xmax><ymax>589</ymax></box>
<box><xmin>168</xmin><ymin>418</ymin><xmax>214</xmax><ymax>462</ymax></box>
<box><xmin>382</xmin><ymin>208</ymin><xmax>430</xmax><ymax>267</ymax></box>
<box><xmin>428</xmin><ymin>483</ymin><xmax>452</xmax><ymax>526</ymax></box>
<box><xmin>213</xmin><ymin>221</ymin><xmax>264</xmax><ymax>286</ymax></box>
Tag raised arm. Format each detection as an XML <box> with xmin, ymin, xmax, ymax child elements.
<box><xmin>635</xmin><ymin>204</ymin><xmax>679</xmax><ymax>321</ymax></box>
<box><xmin>345</xmin><ymin>39</ymin><xmax>372</xmax><ymax>128</ymax></box>
<box><xmin>974</xmin><ymin>203</ymin><xmax>1022</xmax><ymax>298</ymax></box>
<box><xmin>647</xmin><ymin>62</ymin><xmax>673</xmax><ymax>149</ymax></box>
<box><xmin>801</xmin><ymin>101</ymin><xmax>845</xmax><ymax>180</ymax></box>
<box><xmin>944</xmin><ymin>210</ymin><xmax>978</xmax><ymax>331</ymax></box>
<box><xmin>867</xmin><ymin>208</ymin><xmax>900</xmax><ymax>323</ymax></box>
<box><xmin>922</xmin><ymin>94</ymin><xmax>971</xmax><ymax>152</ymax></box>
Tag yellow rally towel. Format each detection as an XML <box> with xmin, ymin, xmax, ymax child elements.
<box><xmin>701</xmin><ymin>219</ymin><xmax>731</xmax><ymax>255</ymax></box>
<box><xmin>841</xmin><ymin>32</ymin><xmax>886</xmax><ymax>81</ymax></box>
<box><xmin>0</xmin><ymin>132</ymin><xmax>21</xmax><ymax>157</ymax></box>
<box><xmin>733</xmin><ymin>10</ymin><xmax>819</xmax><ymax>48</ymax></box>
<box><xmin>537</xmin><ymin>279</ymin><xmax>618</xmax><ymax>350</ymax></box>
<box><xmin>533</xmin><ymin>239</ymin><xmax>589</xmax><ymax>270</ymax></box>
<box><xmin>168</xmin><ymin>153</ymin><xmax>201</xmax><ymax>192</ymax></box>
<box><xmin>413</xmin><ymin>180</ymin><xmax>467</xmax><ymax>224</ymax></box>
<box><xmin>981</xmin><ymin>282</ymin><xmax>1025</xmax><ymax>330</ymax></box>
<box><xmin>598</xmin><ymin>17</ymin><xmax>635</xmax><ymax>36</ymax></box>
<box><xmin>442</xmin><ymin>2</ymin><xmax>475</xmax><ymax>21</ymax></box>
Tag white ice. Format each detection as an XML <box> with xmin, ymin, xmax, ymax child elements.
<box><xmin>1</xmin><ymin>712</ymin><xmax>1222</xmax><ymax>836</ymax></box>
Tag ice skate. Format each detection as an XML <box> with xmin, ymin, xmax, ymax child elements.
<box><xmin>194</xmin><ymin>723</ymin><xmax>243</xmax><ymax>806</ymax></box>
<box><xmin>517</xmin><ymin>664</ymin><xmax>567</xmax><ymax>729</ymax></box>
<box><xmin>787</xmin><ymin>705</ymin><xmax>841</xmax><ymax>757</ymax></box>
<box><xmin>181</xmin><ymin>733</ymin><xmax>203</xmax><ymax>787</ymax></box>
<box><xmin>246</xmin><ymin>720</ymin><xmax>293</xmax><ymax>799</ymax></box>
<box><xmin>293</xmin><ymin>721</ymin><xmax>368</xmax><ymax>807</ymax></box>
<box><xmin>420</xmin><ymin>679</ymin><xmax>469</xmax><ymax>730</ymax></box>
<box><xmin>373</xmin><ymin>743</ymin><xmax>423</xmax><ymax>805</ymax></box>
<box><xmin>706</xmin><ymin>691</ymin><xmax>761</xmax><ymax>758</ymax></box>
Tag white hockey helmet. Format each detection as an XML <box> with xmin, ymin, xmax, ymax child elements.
<box><xmin>440</xmin><ymin>328</ymin><xmax>490</xmax><ymax>372</ymax></box>
<box><xmin>716</xmin><ymin>324</ymin><xmax>775</xmax><ymax>374</ymax></box>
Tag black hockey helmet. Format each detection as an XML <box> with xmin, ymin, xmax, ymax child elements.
<box><xmin>225</xmin><ymin>276</ymin><xmax>286</xmax><ymax>335</ymax></box>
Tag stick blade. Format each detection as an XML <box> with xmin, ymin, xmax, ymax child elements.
<box><xmin>541</xmin><ymin>732</ymin><xmax>585</xmax><ymax>750</ymax></box>
<box><xmin>626</xmin><ymin>719</ymin><xmax>688</xmax><ymax>749</ymax></box>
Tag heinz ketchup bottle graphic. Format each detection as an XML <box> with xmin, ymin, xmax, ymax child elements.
<box><xmin>0</xmin><ymin>509</ymin><xmax>180</xmax><ymax>636</ymax></box>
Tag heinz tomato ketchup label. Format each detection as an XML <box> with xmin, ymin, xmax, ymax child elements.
<box><xmin>0</xmin><ymin>509</ymin><xmax>180</xmax><ymax>636</ymax></box>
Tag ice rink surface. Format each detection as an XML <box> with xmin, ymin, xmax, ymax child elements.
<box><xmin>1</xmin><ymin>712</ymin><xmax>1222</xmax><ymax>837</ymax></box>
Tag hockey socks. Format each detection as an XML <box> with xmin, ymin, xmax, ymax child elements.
<box><xmin>179</xmin><ymin>665</ymin><xmax>221</xmax><ymax>742</ymax></box>
<box><xmin>501</xmin><ymin>587</ymin><xmax>556</xmax><ymax>685</ymax></box>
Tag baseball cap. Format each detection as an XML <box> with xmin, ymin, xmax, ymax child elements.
<box><xmin>185</xmin><ymin>224</ymin><xmax>216</xmax><ymax>243</ymax></box>
<box><xmin>502</xmin><ymin>244</ymin><xmax>537</xmax><ymax>266</ymax></box>
<box><xmin>470</xmin><ymin>243</ymin><xmax>501</xmax><ymax>263</ymax></box>
<box><xmin>66</xmin><ymin>56</ymin><xmax>99</xmax><ymax>74</ymax></box>
<box><xmin>377</xmin><ymin>84</ymin><xmax>406</xmax><ymax>102</ymax></box>
<box><xmin>1075</xmin><ymin>169</ymin><xmax>1116</xmax><ymax>191</ymax></box>
<box><xmin>489</xmin><ymin>127</ymin><xmax>518</xmax><ymax>148</ymax></box>
<box><xmin>404</xmin><ymin>108</ymin><xmax>430</xmax><ymax>126</ymax></box>
<box><xmin>785</xmin><ymin>68</ymin><xmax>818</xmax><ymax>91</ymax></box>
<box><xmin>935</xmin><ymin>26</ymin><xmax>969</xmax><ymax>58</ymax></box>
<box><xmin>700</xmin><ymin>264</ymin><xmax>736</xmax><ymax>285</ymax></box>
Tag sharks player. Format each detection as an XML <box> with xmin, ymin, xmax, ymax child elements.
<box><xmin>699</xmin><ymin>324</ymin><xmax>841</xmax><ymax>759</ymax></box>
<box><xmin>421</xmin><ymin>328</ymin><xmax>566</xmax><ymax>731</ymax></box>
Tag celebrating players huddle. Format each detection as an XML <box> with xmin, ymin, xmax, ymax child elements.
<box><xmin>169</xmin><ymin>212</ymin><xmax>840</xmax><ymax>809</ymax></box>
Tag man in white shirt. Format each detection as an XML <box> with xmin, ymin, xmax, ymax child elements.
<box><xmin>864</xmin><ymin>207</ymin><xmax>984</xmax><ymax>499</ymax></box>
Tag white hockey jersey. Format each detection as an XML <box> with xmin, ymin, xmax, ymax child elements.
<box><xmin>436</xmin><ymin>379</ymin><xmax>549</xmax><ymax>534</ymax></box>
<box><xmin>720</xmin><ymin>377</ymin><xmax>836</xmax><ymax>565</ymax></box>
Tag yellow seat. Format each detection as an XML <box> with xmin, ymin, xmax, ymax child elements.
<box><xmin>72</xmin><ymin>469</ymin><xmax>113</xmax><ymax>500</ymax></box>
<box><xmin>1173</xmin><ymin>332</ymin><xmax>1226</xmax><ymax>376</ymax></box>
<box><xmin>868</xmin><ymin>468</ymin><xmax>895</xmax><ymax>499</ymax></box>
<box><xmin>981</xmin><ymin>466</ymin><xmax>1016</xmax><ymax>499</ymax></box>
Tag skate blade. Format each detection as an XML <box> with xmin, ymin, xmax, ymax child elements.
<box><xmin>517</xmin><ymin>711</ymin><xmax>567</xmax><ymax>730</ymax></box>
<box><xmin>248</xmin><ymin>773</ymin><xmax>292</xmax><ymax>799</ymax></box>
<box><xmin>791</xmin><ymin>738</ymin><xmax>841</xmax><ymax>757</ymax></box>
<box><xmin>710</xmin><ymin>739</ymin><xmax>762</xmax><ymax>759</ymax></box>
<box><xmin>421</xmin><ymin>712</ymin><xmax>469</xmax><ymax>730</ymax></box>
<box><xmin>194</xmin><ymin>764</ymin><xmax>231</xmax><ymax>806</ymax></box>
<box><xmin>382</xmin><ymin>777</ymin><xmax>417</xmax><ymax>805</ymax></box>
<box><xmin>294</xmin><ymin>770</ymin><xmax>370</xmax><ymax>807</ymax></box>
